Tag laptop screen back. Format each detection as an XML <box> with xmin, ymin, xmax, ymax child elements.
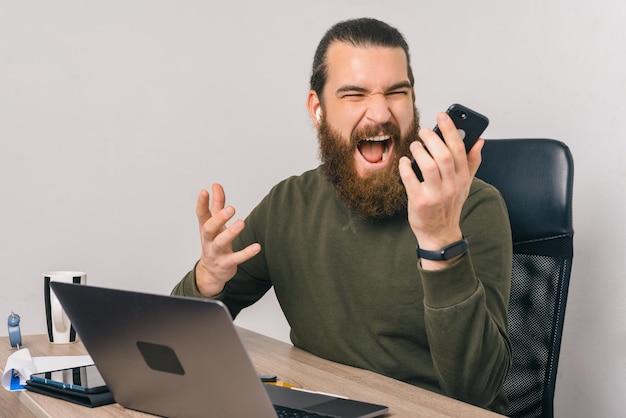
<box><xmin>50</xmin><ymin>282</ymin><xmax>277</xmax><ymax>418</ymax></box>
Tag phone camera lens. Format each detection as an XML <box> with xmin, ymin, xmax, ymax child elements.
<box><xmin>460</xmin><ymin>111</ymin><xmax>467</xmax><ymax>120</ymax></box>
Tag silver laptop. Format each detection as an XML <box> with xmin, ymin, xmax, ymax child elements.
<box><xmin>50</xmin><ymin>282</ymin><xmax>388</xmax><ymax>418</ymax></box>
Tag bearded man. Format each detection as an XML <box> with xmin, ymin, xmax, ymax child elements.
<box><xmin>172</xmin><ymin>17</ymin><xmax>512</xmax><ymax>414</ymax></box>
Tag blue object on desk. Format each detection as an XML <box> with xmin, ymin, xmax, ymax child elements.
<box><xmin>8</xmin><ymin>311</ymin><xmax>22</xmax><ymax>349</ymax></box>
<box><xmin>10</xmin><ymin>370</ymin><xmax>24</xmax><ymax>390</ymax></box>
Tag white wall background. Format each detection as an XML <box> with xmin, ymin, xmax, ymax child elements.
<box><xmin>1</xmin><ymin>1</ymin><xmax>624</xmax><ymax>416</ymax></box>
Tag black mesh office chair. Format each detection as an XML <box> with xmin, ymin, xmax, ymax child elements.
<box><xmin>475</xmin><ymin>138</ymin><xmax>574</xmax><ymax>418</ymax></box>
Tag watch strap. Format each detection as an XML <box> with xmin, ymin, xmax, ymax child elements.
<box><xmin>416</xmin><ymin>238</ymin><xmax>468</xmax><ymax>261</ymax></box>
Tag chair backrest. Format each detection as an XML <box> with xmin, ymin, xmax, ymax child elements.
<box><xmin>475</xmin><ymin>139</ymin><xmax>574</xmax><ymax>418</ymax></box>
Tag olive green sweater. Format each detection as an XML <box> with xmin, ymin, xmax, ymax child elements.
<box><xmin>172</xmin><ymin>167</ymin><xmax>512</xmax><ymax>414</ymax></box>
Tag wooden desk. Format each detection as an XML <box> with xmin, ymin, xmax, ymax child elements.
<box><xmin>1</xmin><ymin>330</ymin><xmax>503</xmax><ymax>417</ymax></box>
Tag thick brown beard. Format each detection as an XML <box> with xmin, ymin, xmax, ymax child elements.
<box><xmin>318</xmin><ymin>109</ymin><xmax>421</xmax><ymax>219</ymax></box>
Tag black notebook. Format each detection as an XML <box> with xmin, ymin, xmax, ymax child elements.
<box><xmin>25</xmin><ymin>379</ymin><xmax>114</xmax><ymax>408</ymax></box>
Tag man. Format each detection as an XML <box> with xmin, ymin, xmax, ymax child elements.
<box><xmin>172</xmin><ymin>18</ymin><xmax>512</xmax><ymax>414</ymax></box>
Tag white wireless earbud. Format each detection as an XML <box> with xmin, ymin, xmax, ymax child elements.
<box><xmin>315</xmin><ymin>108</ymin><xmax>322</xmax><ymax>123</ymax></box>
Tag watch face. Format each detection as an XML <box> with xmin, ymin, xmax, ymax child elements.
<box><xmin>445</xmin><ymin>240</ymin><xmax>468</xmax><ymax>260</ymax></box>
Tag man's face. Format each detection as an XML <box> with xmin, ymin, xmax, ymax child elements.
<box><xmin>319</xmin><ymin>42</ymin><xmax>416</xmax><ymax>178</ymax></box>
<box><xmin>315</xmin><ymin>42</ymin><xmax>420</xmax><ymax>218</ymax></box>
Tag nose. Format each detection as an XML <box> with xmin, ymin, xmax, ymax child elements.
<box><xmin>365</xmin><ymin>94</ymin><xmax>392</xmax><ymax>125</ymax></box>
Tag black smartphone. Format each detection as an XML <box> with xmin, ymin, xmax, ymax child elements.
<box><xmin>29</xmin><ymin>364</ymin><xmax>108</xmax><ymax>394</ymax></box>
<box><xmin>405</xmin><ymin>103</ymin><xmax>489</xmax><ymax>182</ymax></box>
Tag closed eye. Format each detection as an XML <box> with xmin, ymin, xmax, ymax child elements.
<box><xmin>386</xmin><ymin>90</ymin><xmax>409</xmax><ymax>96</ymax></box>
<box><xmin>337</xmin><ymin>85</ymin><xmax>368</xmax><ymax>99</ymax></box>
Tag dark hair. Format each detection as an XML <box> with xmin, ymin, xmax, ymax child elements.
<box><xmin>310</xmin><ymin>18</ymin><xmax>415</xmax><ymax>102</ymax></box>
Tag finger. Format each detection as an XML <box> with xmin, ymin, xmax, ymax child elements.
<box><xmin>433</xmin><ymin>113</ymin><xmax>471</xmax><ymax>178</ymax></box>
<box><xmin>415</xmin><ymin>129</ymin><xmax>445</xmax><ymax>182</ymax></box>
<box><xmin>435</xmin><ymin>112</ymin><xmax>465</xmax><ymax>154</ymax></box>
<box><xmin>198</xmin><ymin>184</ymin><xmax>233</xmax><ymax>241</ymax></box>
<box><xmin>467</xmin><ymin>138</ymin><xmax>484</xmax><ymax>177</ymax></box>
<box><xmin>200</xmin><ymin>205</ymin><xmax>236</xmax><ymax>243</ymax></box>
<box><xmin>210</xmin><ymin>183</ymin><xmax>226</xmax><ymax>216</ymax></box>
<box><xmin>212</xmin><ymin>218</ymin><xmax>245</xmax><ymax>251</ymax></box>
<box><xmin>196</xmin><ymin>189</ymin><xmax>212</xmax><ymax>226</ymax></box>
<box><xmin>231</xmin><ymin>242</ymin><xmax>262</xmax><ymax>265</ymax></box>
<box><xmin>398</xmin><ymin>155</ymin><xmax>420</xmax><ymax>187</ymax></box>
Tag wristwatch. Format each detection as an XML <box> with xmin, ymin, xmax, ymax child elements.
<box><xmin>416</xmin><ymin>238</ymin><xmax>468</xmax><ymax>261</ymax></box>
<box><xmin>8</xmin><ymin>311</ymin><xmax>22</xmax><ymax>349</ymax></box>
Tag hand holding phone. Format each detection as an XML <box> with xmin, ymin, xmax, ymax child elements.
<box><xmin>405</xmin><ymin>103</ymin><xmax>489</xmax><ymax>182</ymax></box>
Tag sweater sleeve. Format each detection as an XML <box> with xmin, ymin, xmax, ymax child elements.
<box><xmin>420</xmin><ymin>181</ymin><xmax>512</xmax><ymax>410</ymax></box>
<box><xmin>171</xmin><ymin>262</ymin><xmax>200</xmax><ymax>297</ymax></box>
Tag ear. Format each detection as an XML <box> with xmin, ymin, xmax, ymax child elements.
<box><xmin>307</xmin><ymin>90</ymin><xmax>322</xmax><ymax>128</ymax></box>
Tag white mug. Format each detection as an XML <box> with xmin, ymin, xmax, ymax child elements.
<box><xmin>43</xmin><ymin>271</ymin><xmax>87</xmax><ymax>343</ymax></box>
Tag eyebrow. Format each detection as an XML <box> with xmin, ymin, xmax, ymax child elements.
<box><xmin>336</xmin><ymin>81</ymin><xmax>413</xmax><ymax>95</ymax></box>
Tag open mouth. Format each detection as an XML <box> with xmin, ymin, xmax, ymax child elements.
<box><xmin>357</xmin><ymin>135</ymin><xmax>392</xmax><ymax>164</ymax></box>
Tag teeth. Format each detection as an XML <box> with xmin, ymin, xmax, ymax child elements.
<box><xmin>382</xmin><ymin>143</ymin><xmax>389</xmax><ymax>161</ymax></box>
<box><xmin>364</xmin><ymin>135</ymin><xmax>390</xmax><ymax>142</ymax></box>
